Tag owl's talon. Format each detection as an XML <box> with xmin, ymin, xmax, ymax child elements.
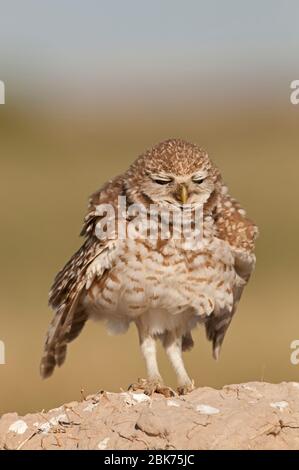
<box><xmin>128</xmin><ymin>377</ymin><xmax>148</xmax><ymax>392</ymax></box>
<box><xmin>177</xmin><ymin>380</ymin><xmax>195</xmax><ymax>395</ymax></box>
<box><xmin>128</xmin><ymin>378</ymin><xmax>175</xmax><ymax>397</ymax></box>
<box><xmin>155</xmin><ymin>385</ymin><xmax>176</xmax><ymax>398</ymax></box>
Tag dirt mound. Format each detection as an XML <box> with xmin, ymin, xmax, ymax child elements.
<box><xmin>1</xmin><ymin>382</ymin><xmax>299</xmax><ymax>450</ymax></box>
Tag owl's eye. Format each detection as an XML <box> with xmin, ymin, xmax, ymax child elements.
<box><xmin>152</xmin><ymin>177</ymin><xmax>172</xmax><ymax>185</ymax></box>
<box><xmin>192</xmin><ymin>177</ymin><xmax>205</xmax><ymax>184</ymax></box>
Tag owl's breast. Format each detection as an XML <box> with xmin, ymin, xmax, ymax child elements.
<box><xmin>88</xmin><ymin>235</ymin><xmax>236</xmax><ymax>319</ymax></box>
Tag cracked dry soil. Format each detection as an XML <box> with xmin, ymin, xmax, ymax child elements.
<box><xmin>1</xmin><ymin>382</ymin><xmax>299</xmax><ymax>450</ymax></box>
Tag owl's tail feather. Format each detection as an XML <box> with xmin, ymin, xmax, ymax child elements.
<box><xmin>40</xmin><ymin>296</ymin><xmax>88</xmax><ymax>379</ymax></box>
<box><xmin>182</xmin><ymin>332</ymin><xmax>194</xmax><ymax>351</ymax></box>
<box><xmin>205</xmin><ymin>313</ymin><xmax>233</xmax><ymax>360</ymax></box>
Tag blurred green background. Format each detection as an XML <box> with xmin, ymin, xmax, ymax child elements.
<box><xmin>0</xmin><ymin>1</ymin><xmax>299</xmax><ymax>415</ymax></box>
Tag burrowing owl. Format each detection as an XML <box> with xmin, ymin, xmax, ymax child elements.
<box><xmin>41</xmin><ymin>139</ymin><xmax>258</xmax><ymax>395</ymax></box>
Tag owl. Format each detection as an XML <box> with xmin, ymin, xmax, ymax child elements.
<box><xmin>40</xmin><ymin>139</ymin><xmax>258</xmax><ymax>395</ymax></box>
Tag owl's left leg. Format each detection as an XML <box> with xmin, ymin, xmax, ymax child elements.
<box><xmin>128</xmin><ymin>320</ymin><xmax>175</xmax><ymax>397</ymax></box>
<box><xmin>163</xmin><ymin>331</ymin><xmax>195</xmax><ymax>395</ymax></box>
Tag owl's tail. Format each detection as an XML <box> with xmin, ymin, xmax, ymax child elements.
<box><xmin>205</xmin><ymin>312</ymin><xmax>233</xmax><ymax>360</ymax></box>
<box><xmin>40</xmin><ymin>297</ymin><xmax>88</xmax><ymax>379</ymax></box>
<box><xmin>182</xmin><ymin>332</ymin><xmax>194</xmax><ymax>351</ymax></box>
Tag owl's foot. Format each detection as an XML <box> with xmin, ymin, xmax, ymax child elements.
<box><xmin>177</xmin><ymin>380</ymin><xmax>195</xmax><ymax>395</ymax></box>
<box><xmin>128</xmin><ymin>378</ymin><xmax>175</xmax><ymax>398</ymax></box>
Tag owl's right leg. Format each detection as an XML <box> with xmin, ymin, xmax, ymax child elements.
<box><xmin>128</xmin><ymin>321</ymin><xmax>174</xmax><ymax>397</ymax></box>
<box><xmin>162</xmin><ymin>331</ymin><xmax>194</xmax><ymax>395</ymax></box>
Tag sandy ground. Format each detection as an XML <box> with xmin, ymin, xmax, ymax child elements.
<box><xmin>1</xmin><ymin>382</ymin><xmax>299</xmax><ymax>450</ymax></box>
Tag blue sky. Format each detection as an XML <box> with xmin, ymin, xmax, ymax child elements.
<box><xmin>0</xmin><ymin>1</ymin><xmax>298</xmax><ymax>102</ymax></box>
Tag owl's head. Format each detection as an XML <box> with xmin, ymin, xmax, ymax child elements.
<box><xmin>125</xmin><ymin>139</ymin><xmax>221</xmax><ymax>210</ymax></box>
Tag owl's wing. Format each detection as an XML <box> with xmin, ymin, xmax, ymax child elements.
<box><xmin>205</xmin><ymin>189</ymin><xmax>259</xmax><ymax>359</ymax></box>
<box><xmin>40</xmin><ymin>175</ymin><xmax>124</xmax><ymax>378</ymax></box>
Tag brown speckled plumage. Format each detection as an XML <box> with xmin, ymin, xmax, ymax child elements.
<box><xmin>41</xmin><ymin>139</ymin><xmax>258</xmax><ymax>394</ymax></box>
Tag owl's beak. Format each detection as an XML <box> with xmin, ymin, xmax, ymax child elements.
<box><xmin>178</xmin><ymin>184</ymin><xmax>188</xmax><ymax>205</ymax></box>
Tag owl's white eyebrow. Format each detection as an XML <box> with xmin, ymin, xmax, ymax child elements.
<box><xmin>150</xmin><ymin>174</ymin><xmax>173</xmax><ymax>181</ymax></box>
<box><xmin>192</xmin><ymin>173</ymin><xmax>207</xmax><ymax>181</ymax></box>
